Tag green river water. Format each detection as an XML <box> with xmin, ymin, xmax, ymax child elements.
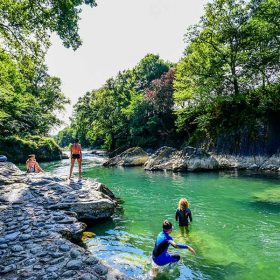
<box><xmin>19</xmin><ymin>154</ymin><xmax>280</xmax><ymax>280</ymax></box>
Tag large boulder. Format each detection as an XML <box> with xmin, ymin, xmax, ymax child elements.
<box><xmin>103</xmin><ymin>147</ymin><xmax>149</xmax><ymax>167</ymax></box>
<box><xmin>144</xmin><ymin>146</ymin><xmax>177</xmax><ymax>171</ymax></box>
<box><xmin>144</xmin><ymin>146</ymin><xmax>219</xmax><ymax>172</ymax></box>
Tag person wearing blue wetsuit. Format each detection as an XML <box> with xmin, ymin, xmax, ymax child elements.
<box><xmin>151</xmin><ymin>220</ymin><xmax>195</xmax><ymax>276</ymax></box>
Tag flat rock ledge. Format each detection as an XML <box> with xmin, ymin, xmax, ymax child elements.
<box><xmin>0</xmin><ymin>162</ymin><xmax>129</xmax><ymax>280</ymax></box>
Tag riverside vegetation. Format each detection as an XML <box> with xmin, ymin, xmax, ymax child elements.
<box><xmin>56</xmin><ymin>0</ymin><xmax>280</xmax><ymax>160</ymax></box>
<box><xmin>0</xmin><ymin>0</ymin><xmax>97</xmax><ymax>162</ymax></box>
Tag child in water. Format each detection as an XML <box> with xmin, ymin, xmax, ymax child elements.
<box><xmin>175</xmin><ymin>198</ymin><xmax>192</xmax><ymax>237</ymax></box>
<box><xmin>151</xmin><ymin>220</ymin><xmax>195</xmax><ymax>277</ymax></box>
<box><xmin>26</xmin><ymin>154</ymin><xmax>43</xmax><ymax>173</ymax></box>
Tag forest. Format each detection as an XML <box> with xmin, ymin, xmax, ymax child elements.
<box><xmin>0</xmin><ymin>0</ymin><xmax>97</xmax><ymax>161</ymax></box>
<box><xmin>57</xmin><ymin>0</ymin><xmax>280</xmax><ymax>155</ymax></box>
<box><xmin>0</xmin><ymin>0</ymin><xmax>279</xmax><ymax>160</ymax></box>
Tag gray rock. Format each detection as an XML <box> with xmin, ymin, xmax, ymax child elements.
<box><xmin>0</xmin><ymin>264</ymin><xmax>16</xmax><ymax>273</ymax></box>
<box><xmin>66</xmin><ymin>260</ymin><xmax>82</xmax><ymax>270</ymax></box>
<box><xmin>104</xmin><ymin>147</ymin><xmax>149</xmax><ymax>167</ymax></box>
<box><xmin>94</xmin><ymin>264</ymin><xmax>108</xmax><ymax>275</ymax></box>
<box><xmin>59</xmin><ymin>244</ymin><xmax>70</xmax><ymax>252</ymax></box>
<box><xmin>80</xmin><ymin>273</ymin><xmax>98</xmax><ymax>280</ymax></box>
<box><xmin>61</xmin><ymin>270</ymin><xmax>76</xmax><ymax>277</ymax></box>
<box><xmin>144</xmin><ymin>146</ymin><xmax>219</xmax><ymax>172</ymax></box>
<box><xmin>19</xmin><ymin>234</ymin><xmax>31</xmax><ymax>241</ymax></box>
<box><xmin>11</xmin><ymin>245</ymin><xmax>23</xmax><ymax>252</ymax></box>
<box><xmin>85</xmin><ymin>256</ymin><xmax>98</xmax><ymax>265</ymax></box>
<box><xmin>4</xmin><ymin>231</ymin><xmax>20</xmax><ymax>242</ymax></box>
<box><xmin>70</xmin><ymin>249</ymin><xmax>81</xmax><ymax>258</ymax></box>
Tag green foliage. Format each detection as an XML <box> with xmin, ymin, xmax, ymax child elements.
<box><xmin>0</xmin><ymin>0</ymin><xmax>97</xmax><ymax>53</ymax></box>
<box><xmin>0</xmin><ymin>135</ymin><xmax>62</xmax><ymax>163</ymax></box>
<box><xmin>0</xmin><ymin>0</ymin><xmax>96</xmax><ymax>160</ymax></box>
<box><xmin>63</xmin><ymin>54</ymin><xmax>172</xmax><ymax>150</ymax></box>
<box><xmin>174</xmin><ymin>0</ymin><xmax>280</xmax><ymax>143</ymax></box>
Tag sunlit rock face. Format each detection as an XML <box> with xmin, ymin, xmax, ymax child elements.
<box><xmin>0</xmin><ymin>162</ymin><xmax>129</xmax><ymax>280</ymax></box>
<box><xmin>103</xmin><ymin>147</ymin><xmax>149</xmax><ymax>167</ymax></box>
<box><xmin>144</xmin><ymin>146</ymin><xmax>219</xmax><ymax>172</ymax></box>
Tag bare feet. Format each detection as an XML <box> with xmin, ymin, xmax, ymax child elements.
<box><xmin>150</xmin><ymin>266</ymin><xmax>159</xmax><ymax>278</ymax></box>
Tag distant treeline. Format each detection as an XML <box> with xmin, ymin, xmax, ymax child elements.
<box><xmin>56</xmin><ymin>0</ymin><xmax>280</xmax><ymax>153</ymax></box>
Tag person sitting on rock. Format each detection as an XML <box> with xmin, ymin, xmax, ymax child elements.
<box><xmin>26</xmin><ymin>154</ymin><xmax>43</xmax><ymax>173</ymax></box>
<box><xmin>69</xmin><ymin>138</ymin><xmax>82</xmax><ymax>179</ymax></box>
<box><xmin>151</xmin><ymin>220</ymin><xmax>196</xmax><ymax>277</ymax></box>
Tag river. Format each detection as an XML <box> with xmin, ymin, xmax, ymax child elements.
<box><xmin>18</xmin><ymin>152</ymin><xmax>280</xmax><ymax>280</ymax></box>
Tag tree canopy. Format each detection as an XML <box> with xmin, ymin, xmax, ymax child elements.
<box><xmin>0</xmin><ymin>0</ymin><xmax>97</xmax><ymax>140</ymax></box>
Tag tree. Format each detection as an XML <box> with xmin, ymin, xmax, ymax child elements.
<box><xmin>174</xmin><ymin>0</ymin><xmax>280</xmax><ymax>142</ymax></box>
<box><xmin>0</xmin><ymin>0</ymin><xmax>97</xmax><ymax>54</ymax></box>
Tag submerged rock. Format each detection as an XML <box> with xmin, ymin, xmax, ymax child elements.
<box><xmin>253</xmin><ymin>188</ymin><xmax>280</xmax><ymax>204</ymax></box>
<box><xmin>189</xmin><ymin>231</ymin><xmax>244</xmax><ymax>266</ymax></box>
<box><xmin>0</xmin><ymin>162</ymin><xmax>128</xmax><ymax>280</ymax></box>
<box><xmin>103</xmin><ymin>147</ymin><xmax>149</xmax><ymax>167</ymax></box>
<box><xmin>144</xmin><ymin>146</ymin><xmax>218</xmax><ymax>172</ymax></box>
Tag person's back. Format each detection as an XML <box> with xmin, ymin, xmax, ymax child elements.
<box><xmin>71</xmin><ymin>142</ymin><xmax>81</xmax><ymax>155</ymax></box>
<box><xmin>69</xmin><ymin>139</ymin><xmax>82</xmax><ymax>179</ymax></box>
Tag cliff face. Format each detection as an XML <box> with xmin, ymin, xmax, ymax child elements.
<box><xmin>208</xmin><ymin>121</ymin><xmax>280</xmax><ymax>156</ymax></box>
<box><xmin>0</xmin><ymin>162</ymin><xmax>129</xmax><ymax>280</ymax></box>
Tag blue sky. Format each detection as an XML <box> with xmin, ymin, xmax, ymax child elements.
<box><xmin>46</xmin><ymin>0</ymin><xmax>207</xmax><ymax>130</ymax></box>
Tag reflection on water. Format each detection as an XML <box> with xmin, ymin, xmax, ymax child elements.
<box><xmin>17</xmin><ymin>154</ymin><xmax>280</xmax><ymax>280</ymax></box>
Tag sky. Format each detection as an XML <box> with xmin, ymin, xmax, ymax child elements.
<box><xmin>46</xmin><ymin>0</ymin><xmax>208</xmax><ymax>131</ymax></box>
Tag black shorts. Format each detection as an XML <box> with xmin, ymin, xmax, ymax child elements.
<box><xmin>72</xmin><ymin>154</ymin><xmax>81</xmax><ymax>159</ymax></box>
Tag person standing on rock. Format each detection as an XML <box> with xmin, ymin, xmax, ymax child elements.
<box><xmin>26</xmin><ymin>154</ymin><xmax>43</xmax><ymax>173</ymax></box>
<box><xmin>69</xmin><ymin>138</ymin><xmax>82</xmax><ymax>179</ymax></box>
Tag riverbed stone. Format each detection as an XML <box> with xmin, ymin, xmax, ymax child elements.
<box><xmin>66</xmin><ymin>260</ymin><xmax>82</xmax><ymax>270</ymax></box>
<box><xmin>0</xmin><ymin>162</ymin><xmax>129</xmax><ymax>280</ymax></box>
<box><xmin>103</xmin><ymin>147</ymin><xmax>149</xmax><ymax>167</ymax></box>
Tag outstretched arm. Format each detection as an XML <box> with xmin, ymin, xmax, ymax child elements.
<box><xmin>168</xmin><ymin>240</ymin><xmax>196</xmax><ymax>255</ymax></box>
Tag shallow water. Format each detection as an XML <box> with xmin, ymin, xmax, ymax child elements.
<box><xmin>19</xmin><ymin>154</ymin><xmax>280</xmax><ymax>279</ymax></box>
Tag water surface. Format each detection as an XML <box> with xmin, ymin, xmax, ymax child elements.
<box><xmin>19</xmin><ymin>154</ymin><xmax>280</xmax><ymax>279</ymax></box>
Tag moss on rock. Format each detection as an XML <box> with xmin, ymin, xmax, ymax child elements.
<box><xmin>253</xmin><ymin>188</ymin><xmax>280</xmax><ymax>204</ymax></box>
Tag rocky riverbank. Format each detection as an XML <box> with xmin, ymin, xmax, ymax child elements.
<box><xmin>103</xmin><ymin>146</ymin><xmax>280</xmax><ymax>172</ymax></box>
<box><xmin>0</xmin><ymin>162</ymin><xmax>128</xmax><ymax>280</ymax></box>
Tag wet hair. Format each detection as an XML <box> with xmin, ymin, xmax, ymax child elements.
<box><xmin>162</xmin><ymin>220</ymin><xmax>173</xmax><ymax>231</ymax></box>
<box><xmin>178</xmin><ymin>198</ymin><xmax>189</xmax><ymax>210</ymax></box>
<box><xmin>26</xmin><ymin>154</ymin><xmax>35</xmax><ymax>163</ymax></box>
<box><xmin>74</xmin><ymin>138</ymin><xmax>79</xmax><ymax>143</ymax></box>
